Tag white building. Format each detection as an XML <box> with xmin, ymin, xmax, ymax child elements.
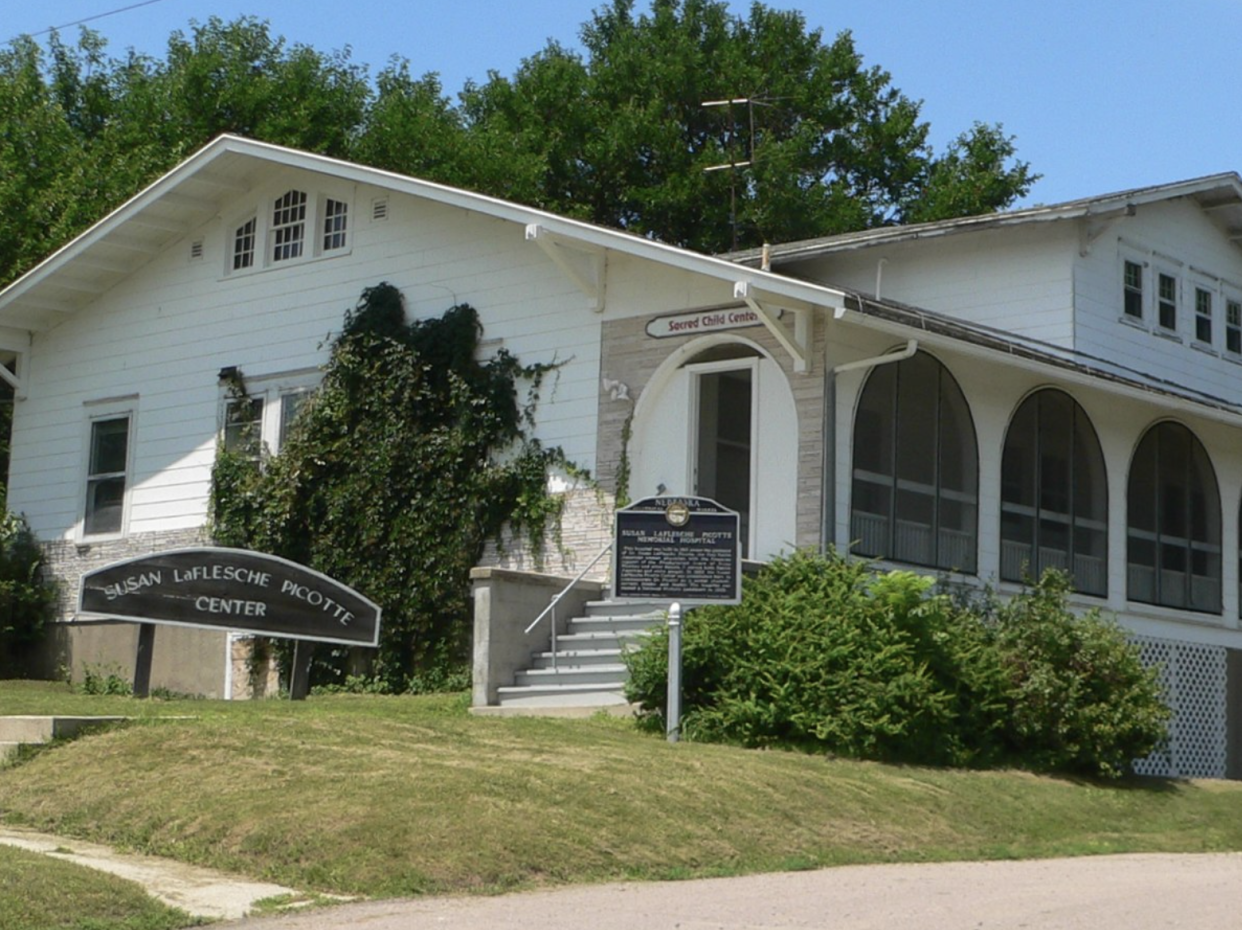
<box><xmin>2</xmin><ymin>136</ymin><xmax>1239</xmax><ymax>777</ymax></box>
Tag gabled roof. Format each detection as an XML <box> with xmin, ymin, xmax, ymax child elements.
<box><xmin>0</xmin><ymin>134</ymin><xmax>847</xmax><ymax>333</ymax></box>
<box><xmin>727</xmin><ymin>173</ymin><xmax>1242</xmax><ymax>267</ymax></box>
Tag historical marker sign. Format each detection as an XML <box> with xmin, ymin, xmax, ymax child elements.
<box><xmin>78</xmin><ymin>548</ymin><xmax>381</xmax><ymax>647</ymax></box>
<box><xmin>613</xmin><ymin>496</ymin><xmax>742</xmax><ymax>604</ymax></box>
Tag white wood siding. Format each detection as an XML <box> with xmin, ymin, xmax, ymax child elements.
<box><xmin>792</xmin><ymin>224</ymin><xmax>1077</xmax><ymax>346</ymax></box>
<box><xmin>9</xmin><ymin>173</ymin><xmax>606</xmax><ymax>542</ymax></box>
<box><xmin>1074</xmin><ymin>199</ymin><xmax>1242</xmax><ymax>404</ymax></box>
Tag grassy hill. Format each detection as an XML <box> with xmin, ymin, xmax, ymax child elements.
<box><xmin>3</xmin><ymin>680</ymin><xmax>1242</xmax><ymax>918</ymax></box>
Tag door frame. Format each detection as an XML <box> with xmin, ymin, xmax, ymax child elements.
<box><xmin>686</xmin><ymin>356</ymin><xmax>760</xmax><ymax>557</ymax></box>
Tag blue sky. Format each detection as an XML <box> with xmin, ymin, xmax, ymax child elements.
<box><xmin>7</xmin><ymin>0</ymin><xmax>1242</xmax><ymax>208</ymax></box>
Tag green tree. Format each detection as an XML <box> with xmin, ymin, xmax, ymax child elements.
<box><xmin>465</xmin><ymin>0</ymin><xmax>1036</xmax><ymax>252</ymax></box>
<box><xmin>0</xmin><ymin>18</ymin><xmax>372</xmax><ymax>288</ymax></box>
<box><xmin>0</xmin><ymin>4</ymin><xmax>1037</xmax><ymax>285</ymax></box>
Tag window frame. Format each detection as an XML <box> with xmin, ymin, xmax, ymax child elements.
<box><xmin>223</xmin><ymin>181</ymin><xmax>355</xmax><ymax>278</ymax></box>
<box><xmin>1224</xmin><ymin>287</ymin><xmax>1242</xmax><ymax>358</ymax></box>
<box><xmin>270</xmin><ymin>189</ymin><xmax>308</xmax><ymax>263</ymax></box>
<box><xmin>218</xmin><ymin>369</ymin><xmax>319</xmax><ymax>459</ymax></box>
<box><xmin>999</xmin><ymin>388</ymin><xmax>1108</xmax><ymax>596</ymax></box>
<box><xmin>1126</xmin><ymin>420</ymin><xmax>1222</xmax><ymax>614</ymax></box>
<box><xmin>1122</xmin><ymin>257</ymin><xmax>1146</xmax><ymax>322</ymax></box>
<box><xmin>1194</xmin><ymin>283</ymin><xmax>1214</xmax><ymax>348</ymax></box>
<box><xmin>1156</xmin><ymin>268</ymin><xmax>1180</xmax><ymax>334</ymax></box>
<box><xmin>79</xmin><ymin>397</ymin><xmax>137</xmax><ymax>542</ymax></box>
<box><xmin>849</xmin><ymin>350</ymin><xmax>979</xmax><ymax>575</ymax></box>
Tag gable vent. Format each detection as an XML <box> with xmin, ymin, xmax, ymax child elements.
<box><xmin>371</xmin><ymin>198</ymin><xmax>389</xmax><ymax>222</ymax></box>
<box><xmin>189</xmin><ymin>239</ymin><xmax>204</xmax><ymax>261</ymax></box>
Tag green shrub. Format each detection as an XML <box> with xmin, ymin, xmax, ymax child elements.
<box><xmin>987</xmin><ymin>572</ymin><xmax>1169</xmax><ymax>778</ymax></box>
<box><xmin>80</xmin><ymin>663</ymin><xmax>133</xmax><ymax>695</ymax></box>
<box><xmin>0</xmin><ymin>507</ymin><xmax>57</xmax><ymax>676</ymax></box>
<box><xmin>625</xmin><ymin>551</ymin><xmax>1168</xmax><ymax>779</ymax></box>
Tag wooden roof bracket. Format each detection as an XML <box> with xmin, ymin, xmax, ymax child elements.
<box><xmin>734</xmin><ymin>281</ymin><xmax>810</xmax><ymax>373</ymax></box>
<box><xmin>525</xmin><ymin>224</ymin><xmax>607</xmax><ymax>312</ymax></box>
<box><xmin>0</xmin><ymin>327</ymin><xmax>30</xmax><ymax>399</ymax></box>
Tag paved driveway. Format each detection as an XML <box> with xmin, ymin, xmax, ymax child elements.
<box><xmin>223</xmin><ymin>853</ymin><xmax>1242</xmax><ymax>929</ymax></box>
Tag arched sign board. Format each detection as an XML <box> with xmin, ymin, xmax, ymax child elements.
<box><xmin>613</xmin><ymin>496</ymin><xmax>741</xmax><ymax>606</ymax></box>
<box><xmin>78</xmin><ymin>548</ymin><xmax>381</xmax><ymax>647</ymax></box>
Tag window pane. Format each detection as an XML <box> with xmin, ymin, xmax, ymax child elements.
<box><xmin>1158</xmin><ymin>273</ymin><xmax>1177</xmax><ymax>330</ymax></box>
<box><xmin>1124</xmin><ymin>260</ymin><xmax>1143</xmax><ymax>318</ymax></box>
<box><xmin>85</xmin><ymin>477</ymin><xmax>125</xmax><ymax>535</ymax></box>
<box><xmin>323</xmin><ymin>199</ymin><xmax>348</xmax><ymax>251</ymax></box>
<box><xmin>90</xmin><ymin>417</ymin><xmax>129</xmax><ymax>475</ymax></box>
<box><xmin>233</xmin><ymin>217</ymin><xmax>256</xmax><ymax>270</ymax></box>
<box><xmin>272</xmin><ymin>190</ymin><xmax>307</xmax><ymax>262</ymax></box>
<box><xmin>224</xmin><ymin>397</ymin><xmax>264</xmax><ymax>456</ymax></box>
<box><xmin>279</xmin><ymin>392</ymin><xmax>307</xmax><ymax>447</ymax></box>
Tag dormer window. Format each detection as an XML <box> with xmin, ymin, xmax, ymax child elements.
<box><xmin>271</xmin><ymin>190</ymin><xmax>308</xmax><ymax>262</ymax></box>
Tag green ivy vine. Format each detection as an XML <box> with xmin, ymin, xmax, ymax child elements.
<box><xmin>209</xmin><ymin>282</ymin><xmax>574</xmax><ymax>691</ymax></box>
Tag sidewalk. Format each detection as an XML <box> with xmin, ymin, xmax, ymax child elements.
<box><xmin>0</xmin><ymin>826</ymin><xmax>306</xmax><ymax>921</ymax></box>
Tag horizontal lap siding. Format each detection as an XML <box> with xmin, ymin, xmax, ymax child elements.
<box><xmin>795</xmin><ymin>226</ymin><xmax>1076</xmax><ymax>347</ymax></box>
<box><xmin>1075</xmin><ymin>201</ymin><xmax>1242</xmax><ymax>404</ymax></box>
<box><xmin>10</xmin><ymin>183</ymin><xmax>603</xmax><ymax>541</ymax></box>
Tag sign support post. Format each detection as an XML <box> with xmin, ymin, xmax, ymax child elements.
<box><xmin>133</xmin><ymin>624</ymin><xmax>156</xmax><ymax>698</ymax></box>
<box><xmin>667</xmin><ymin>601</ymin><xmax>682</xmax><ymax>743</ymax></box>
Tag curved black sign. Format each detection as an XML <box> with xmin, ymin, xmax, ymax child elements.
<box><xmin>78</xmin><ymin>548</ymin><xmax>381</xmax><ymax>646</ymax></box>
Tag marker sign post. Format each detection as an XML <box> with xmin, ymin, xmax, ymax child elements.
<box><xmin>78</xmin><ymin>548</ymin><xmax>382</xmax><ymax>699</ymax></box>
<box><xmin>614</xmin><ymin>497</ymin><xmax>741</xmax><ymax>742</ymax></box>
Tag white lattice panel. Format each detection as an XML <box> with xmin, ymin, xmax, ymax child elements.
<box><xmin>1131</xmin><ymin>636</ymin><xmax>1227</xmax><ymax>779</ymax></box>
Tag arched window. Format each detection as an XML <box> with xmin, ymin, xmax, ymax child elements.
<box><xmin>1000</xmin><ymin>389</ymin><xmax>1108</xmax><ymax>595</ymax></box>
<box><xmin>271</xmin><ymin>189</ymin><xmax>308</xmax><ymax>262</ymax></box>
<box><xmin>1127</xmin><ymin>421</ymin><xmax>1221</xmax><ymax>612</ymax></box>
<box><xmin>851</xmin><ymin>350</ymin><xmax>978</xmax><ymax>573</ymax></box>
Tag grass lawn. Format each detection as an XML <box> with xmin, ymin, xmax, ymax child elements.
<box><xmin>4</xmin><ymin>680</ymin><xmax>1242</xmax><ymax>921</ymax></box>
<box><xmin>0</xmin><ymin>844</ymin><xmax>197</xmax><ymax>930</ymax></box>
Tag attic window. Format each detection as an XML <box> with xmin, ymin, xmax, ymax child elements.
<box><xmin>323</xmin><ymin>198</ymin><xmax>348</xmax><ymax>251</ymax></box>
<box><xmin>233</xmin><ymin>218</ymin><xmax>256</xmax><ymax>270</ymax></box>
<box><xmin>271</xmin><ymin>190</ymin><xmax>308</xmax><ymax>262</ymax></box>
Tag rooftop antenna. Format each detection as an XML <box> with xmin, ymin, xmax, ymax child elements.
<box><xmin>702</xmin><ymin>97</ymin><xmax>759</xmax><ymax>251</ymax></box>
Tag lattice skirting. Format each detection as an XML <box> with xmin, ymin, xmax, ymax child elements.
<box><xmin>1131</xmin><ymin>635</ymin><xmax>1228</xmax><ymax>779</ymax></box>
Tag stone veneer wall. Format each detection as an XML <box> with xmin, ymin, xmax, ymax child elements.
<box><xmin>477</xmin><ymin>486</ymin><xmax>615</xmax><ymax>582</ymax></box>
<box><xmin>595</xmin><ymin>312</ymin><xmax>829</xmax><ymax>551</ymax></box>
<box><xmin>36</xmin><ymin>527</ymin><xmax>239</xmax><ymax>695</ymax></box>
<box><xmin>43</xmin><ymin>527</ymin><xmax>211</xmax><ymax>620</ymax></box>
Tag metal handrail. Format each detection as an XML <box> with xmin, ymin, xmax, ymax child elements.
<box><xmin>525</xmin><ymin>542</ymin><xmax>613</xmax><ymax>671</ymax></box>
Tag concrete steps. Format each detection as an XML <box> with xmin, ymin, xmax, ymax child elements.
<box><xmin>495</xmin><ymin>600</ymin><xmax>666</xmax><ymax>710</ymax></box>
<box><xmin>0</xmin><ymin>716</ymin><xmax>127</xmax><ymax>763</ymax></box>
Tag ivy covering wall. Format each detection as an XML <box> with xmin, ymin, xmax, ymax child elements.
<box><xmin>210</xmin><ymin>282</ymin><xmax>570</xmax><ymax>690</ymax></box>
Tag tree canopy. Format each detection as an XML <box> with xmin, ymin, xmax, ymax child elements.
<box><xmin>0</xmin><ymin>0</ymin><xmax>1036</xmax><ymax>285</ymax></box>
